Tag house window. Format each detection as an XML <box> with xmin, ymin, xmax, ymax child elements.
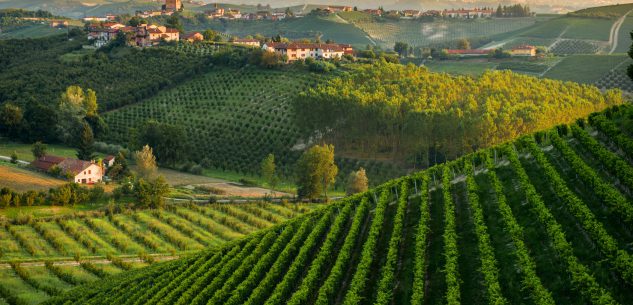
<box><xmin>88</xmin><ymin>170</ymin><xmax>91</xmax><ymax>174</ymax></box>
<box><xmin>89</xmin><ymin>178</ymin><xmax>92</xmax><ymax>182</ymax></box>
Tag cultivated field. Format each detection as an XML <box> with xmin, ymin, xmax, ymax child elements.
<box><xmin>346</xmin><ymin>17</ymin><xmax>539</xmax><ymax>48</ymax></box>
<box><xmin>0</xmin><ymin>201</ymin><xmax>318</xmax><ymax>304</ymax></box>
<box><xmin>0</xmin><ymin>163</ymin><xmax>65</xmax><ymax>192</ymax></box>
<box><xmin>49</xmin><ymin>104</ymin><xmax>633</xmax><ymax>305</ymax></box>
<box><xmin>543</xmin><ymin>54</ymin><xmax>629</xmax><ymax>84</ymax></box>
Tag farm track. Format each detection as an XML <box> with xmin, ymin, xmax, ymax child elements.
<box><xmin>609</xmin><ymin>9</ymin><xmax>633</xmax><ymax>54</ymax></box>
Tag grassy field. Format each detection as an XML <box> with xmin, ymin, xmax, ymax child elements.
<box><xmin>49</xmin><ymin>104</ymin><xmax>633</xmax><ymax>305</ymax></box>
<box><xmin>0</xmin><ymin>201</ymin><xmax>319</xmax><ymax>304</ymax></box>
<box><xmin>0</xmin><ymin>162</ymin><xmax>65</xmax><ymax>192</ymax></box>
<box><xmin>0</xmin><ymin>24</ymin><xmax>66</xmax><ymax>39</ymax></box>
<box><xmin>543</xmin><ymin>54</ymin><xmax>629</xmax><ymax>84</ymax></box>
<box><xmin>0</xmin><ymin>138</ymin><xmax>91</xmax><ymax>162</ymax></box>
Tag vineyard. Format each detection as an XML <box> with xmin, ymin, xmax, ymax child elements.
<box><xmin>595</xmin><ymin>59</ymin><xmax>633</xmax><ymax>92</ymax></box>
<box><xmin>103</xmin><ymin>66</ymin><xmax>405</xmax><ymax>185</ymax></box>
<box><xmin>47</xmin><ymin>104</ymin><xmax>633</xmax><ymax>305</ymax></box>
<box><xmin>0</xmin><ymin>201</ymin><xmax>317</xmax><ymax>304</ymax></box>
<box><xmin>344</xmin><ymin>18</ymin><xmax>538</xmax><ymax>48</ymax></box>
<box><xmin>549</xmin><ymin>39</ymin><xmax>606</xmax><ymax>55</ymax></box>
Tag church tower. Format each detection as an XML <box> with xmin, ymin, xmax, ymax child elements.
<box><xmin>165</xmin><ymin>0</ymin><xmax>182</xmax><ymax>12</ymax></box>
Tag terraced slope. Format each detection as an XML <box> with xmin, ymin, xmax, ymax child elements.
<box><xmin>48</xmin><ymin>104</ymin><xmax>633</xmax><ymax>305</ymax></box>
<box><xmin>0</xmin><ymin>202</ymin><xmax>317</xmax><ymax>304</ymax></box>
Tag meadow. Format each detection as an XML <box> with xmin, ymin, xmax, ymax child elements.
<box><xmin>0</xmin><ymin>201</ymin><xmax>318</xmax><ymax>304</ymax></box>
<box><xmin>47</xmin><ymin>104</ymin><xmax>633</xmax><ymax>305</ymax></box>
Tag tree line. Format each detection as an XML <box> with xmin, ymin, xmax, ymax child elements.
<box><xmin>294</xmin><ymin>61</ymin><xmax>623</xmax><ymax>169</ymax></box>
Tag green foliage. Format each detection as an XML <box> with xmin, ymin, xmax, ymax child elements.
<box><xmin>10</xmin><ymin>151</ymin><xmax>18</xmax><ymax>164</ymax></box>
<box><xmin>132</xmin><ymin>176</ymin><xmax>169</xmax><ymax>209</ymax></box>
<box><xmin>295</xmin><ymin>144</ymin><xmax>339</xmax><ymax>200</ymax></box>
<box><xmin>40</xmin><ymin>105</ymin><xmax>633</xmax><ymax>305</ymax></box>
<box><xmin>296</xmin><ymin>61</ymin><xmax>623</xmax><ymax>167</ymax></box>
<box><xmin>31</xmin><ymin>141</ymin><xmax>47</xmax><ymax>159</ymax></box>
<box><xmin>76</xmin><ymin>121</ymin><xmax>95</xmax><ymax>161</ymax></box>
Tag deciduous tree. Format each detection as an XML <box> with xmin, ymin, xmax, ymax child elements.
<box><xmin>296</xmin><ymin>144</ymin><xmax>338</xmax><ymax>200</ymax></box>
<box><xmin>135</xmin><ymin>145</ymin><xmax>157</xmax><ymax>179</ymax></box>
<box><xmin>346</xmin><ymin>167</ymin><xmax>368</xmax><ymax>195</ymax></box>
<box><xmin>31</xmin><ymin>141</ymin><xmax>47</xmax><ymax>159</ymax></box>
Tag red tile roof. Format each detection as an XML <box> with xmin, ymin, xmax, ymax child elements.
<box><xmin>31</xmin><ymin>155</ymin><xmax>66</xmax><ymax>172</ymax></box>
<box><xmin>446</xmin><ymin>49</ymin><xmax>491</xmax><ymax>55</ymax></box>
<box><xmin>57</xmin><ymin>159</ymin><xmax>96</xmax><ymax>176</ymax></box>
<box><xmin>103</xmin><ymin>155</ymin><xmax>115</xmax><ymax>162</ymax></box>
<box><xmin>511</xmin><ymin>45</ymin><xmax>537</xmax><ymax>50</ymax></box>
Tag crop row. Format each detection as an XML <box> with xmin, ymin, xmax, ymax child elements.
<box><xmin>505</xmin><ymin>144</ymin><xmax>617</xmax><ymax>305</ymax></box>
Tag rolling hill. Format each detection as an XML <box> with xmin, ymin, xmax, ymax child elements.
<box><xmin>42</xmin><ymin>103</ymin><xmax>633</xmax><ymax>305</ymax></box>
<box><xmin>0</xmin><ymin>201</ymin><xmax>319</xmax><ymax>304</ymax></box>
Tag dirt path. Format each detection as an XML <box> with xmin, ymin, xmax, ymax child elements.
<box><xmin>0</xmin><ymin>254</ymin><xmax>179</xmax><ymax>269</ymax></box>
<box><xmin>333</xmin><ymin>13</ymin><xmax>349</xmax><ymax>24</ymax></box>
<box><xmin>609</xmin><ymin>9</ymin><xmax>633</xmax><ymax>54</ymax></box>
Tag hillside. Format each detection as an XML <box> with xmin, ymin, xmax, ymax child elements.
<box><xmin>0</xmin><ymin>201</ymin><xmax>318</xmax><ymax>304</ymax></box>
<box><xmin>45</xmin><ymin>103</ymin><xmax>633</xmax><ymax>305</ymax></box>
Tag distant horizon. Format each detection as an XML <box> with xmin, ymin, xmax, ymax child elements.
<box><xmin>201</xmin><ymin>0</ymin><xmax>633</xmax><ymax>11</ymax></box>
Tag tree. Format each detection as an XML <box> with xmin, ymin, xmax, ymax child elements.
<box><xmin>346</xmin><ymin>167</ymin><xmax>368</xmax><ymax>195</ymax></box>
<box><xmin>0</xmin><ymin>103</ymin><xmax>23</xmax><ymax>133</ymax></box>
<box><xmin>138</xmin><ymin>120</ymin><xmax>187</xmax><ymax>166</ymax></box>
<box><xmin>10</xmin><ymin>151</ymin><xmax>18</xmax><ymax>164</ymax></box>
<box><xmin>135</xmin><ymin>145</ymin><xmax>157</xmax><ymax>179</ymax></box>
<box><xmin>394</xmin><ymin>41</ymin><xmax>409</xmax><ymax>57</ymax></box>
<box><xmin>133</xmin><ymin>176</ymin><xmax>169</xmax><ymax>208</ymax></box>
<box><xmin>107</xmin><ymin>150</ymin><xmax>130</xmax><ymax>180</ymax></box>
<box><xmin>166</xmin><ymin>14</ymin><xmax>184</xmax><ymax>33</ymax></box>
<box><xmin>260</xmin><ymin>154</ymin><xmax>278</xmax><ymax>193</ymax></box>
<box><xmin>295</xmin><ymin>144</ymin><xmax>338</xmax><ymax>201</ymax></box>
<box><xmin>31</xmin><ymin>141</ymin><xmax>47</xmax><ymax>159</ymax></box>
<box><xmin>457</xmin><ymin>38</ymin><xmax>471</xmax><ymax>50</ymax></box>
<box><xmin>203</xmin><ymin>29</ymin><xmax>217</xmax><ymax>41</ymax></box>
<box><xmin>84</xmin><ymin>89</ymin><xmax>98</xmax><ymax>117</ymax></box>
<box><xmin>76</xmin><ymin>122</ymin><xmax>96</xmax><ymax>161</ymax></box>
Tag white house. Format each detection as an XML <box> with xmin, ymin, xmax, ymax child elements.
<box><xmin>31</xmin><ymin>156</ymin><xmax>104</xmax><ymax>184</ymax></box>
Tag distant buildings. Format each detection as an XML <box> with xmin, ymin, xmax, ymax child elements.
<box><xmin>326</xmin><ymin>6</ymin><xmax>353</xmax><ymax>13</ymax></box>
<box><xmin>49</xmin><ymin>20</ymin><xmax>68</xmax><ymax>28</ymax></box>
<box><xmin>445</xmin><ymin>49</ymin><xmax>493</xmax><ymax>57</ymax></box>
<box><xmin>233</xmin><ymin>38</ymin><xmax>260</xmax><ymax>47</ymax></box>
<box><xmin>262</xmin><ymin>42</ymin><xmax>353</xmax><ymax>61</ymax></box>
<box><xmin>163</xmin><ymin>0</ymin><xmax>183</xmax><ymax>12</ymax></box>
<box><xmin>87</xmin><ymin>23</ymin><xmax>180</xmax><ymax>48</ymax></box>
<box><xmin>510</xmin><ymin>45</ymin><xmax>537</xmax><ymax>57</ymax></box>
<box><xmin>444</xmin><ymin>45</ymin><xmax>537</xmax><ymax>58</ymax></box>
<box><xmin>182</xmin><ymin>32</ymin><xmax>204</xmax><ymax>42</ymax></box>
<box><xmin>442</xmin><ymin>8</ymin><xmax>495</xmax><ymax>18</ymax></box>
<box><xmin>31</xmin><ymin>156</ymin><xmax>104</xmax><ymax>184</ymax></box>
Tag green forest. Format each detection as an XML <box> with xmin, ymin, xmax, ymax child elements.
<box><xmin>296</xmin><ymin>61</ymin><xmax>623</xmax><ymax>167</ymax></box>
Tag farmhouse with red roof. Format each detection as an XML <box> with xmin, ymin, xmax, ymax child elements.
<box><xmin>31</xmin><ymin>156</ymin><xmax>104</xmax><ymax>184</ymax></box>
